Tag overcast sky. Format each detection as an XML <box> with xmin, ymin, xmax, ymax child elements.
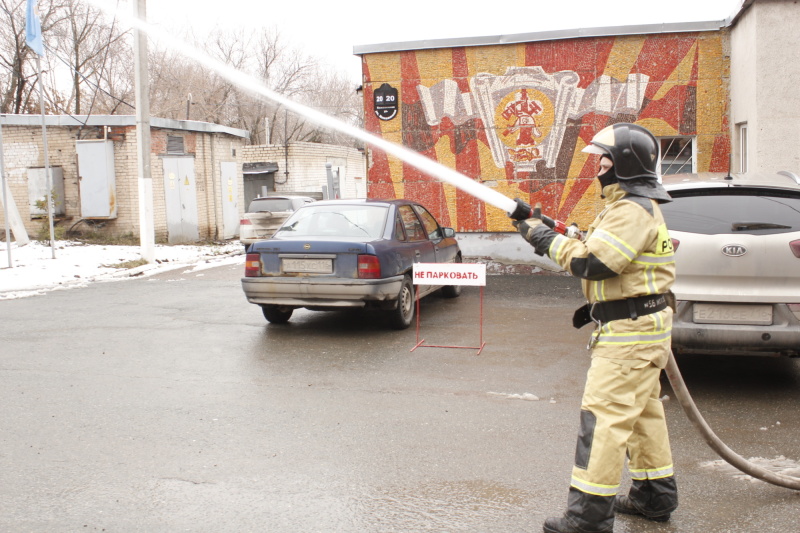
<box><xmin>125</xmin><ymin>0</ymin><xmax>743</xmax><ymax>84</ymax></box>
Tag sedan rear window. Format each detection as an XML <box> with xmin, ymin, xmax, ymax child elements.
<box><xmin>248</xmin><ymin>198</ymin><xmax>293</xmax><ymax>212</ymax></box>
<box><xmin>662</xmin><ymin>188</ymin><xmax>800</xmax><ymax>235</ymax></box>
<box><xmin>277</xmin><ymin>205</ymin><xmax>388</xmax><ymax>238</ymax></box>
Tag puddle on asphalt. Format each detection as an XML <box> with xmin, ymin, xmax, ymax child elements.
<box><xmin>355</xmin><ymin>479</ymin><xmax>534</xmax><ymax>529</ymax></box>
<box><xmin>701</xmin><ymin>456</ymin><xmax>800</xmax><ymax>483</ymax></box>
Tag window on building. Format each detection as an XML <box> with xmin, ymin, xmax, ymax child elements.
<box><xmin>738</xmin><ymin>123</ymin><xmax>748</xmax><ymax>173</ymax></box>
<box><xmin>658</xmin><ymin>137</ymin><xmax>695</xmax><ymax>175</ymax></box>
<box><xmin>166</xmin><ymin>135</ymin><xmax>185</xmax><ymax>154</ymax></box>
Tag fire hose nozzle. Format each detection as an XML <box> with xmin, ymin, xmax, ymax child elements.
<box><xmin>509</xmin><ymin>198</ymin><xmax>533</xmax><ymax>221</ymax></box>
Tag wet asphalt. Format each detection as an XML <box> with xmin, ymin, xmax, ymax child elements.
<box><xmin>1</xmin><ymin>261</ymin><xmax>799</xmax><ymax>532</ymax></box>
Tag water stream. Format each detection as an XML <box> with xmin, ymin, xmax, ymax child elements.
<box><xmin>85</xmin><ymin>0</ymin><xmax>518</xmax><ymax>215</ymax></box>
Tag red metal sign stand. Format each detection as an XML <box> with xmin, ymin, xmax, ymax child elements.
<box><xmin>410</xmin><ymin>285</ymin><xmax>486</xmax><ymax>355</ymax></box>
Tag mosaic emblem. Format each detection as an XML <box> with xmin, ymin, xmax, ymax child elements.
<box><xmin>496</xmin><ymin>88</ymin><xmax>554</xmax><ymax>164</ymax></box>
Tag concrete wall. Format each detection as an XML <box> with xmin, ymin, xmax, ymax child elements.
<box><xmin>0</xmin><ymin>121</ymin><xmax>246</xmax><ymax>242</ymax></box>
<box><xmin>241</xmin><ymin>142</ymin><xmax>367</xmax><ymax>199</ymax></box>
<box><xmin>731</xmin><ymin>0</ymin><xmax>800</xmax><ymax>175</ymax></box>
<box><xmin>361</xmin><ymin>31</ymin><xmax>731</xmax><ymax>235</ymax></box>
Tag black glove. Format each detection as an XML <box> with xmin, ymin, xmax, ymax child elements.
<box><xmin>515</xmin><ymin>203</ymin><xmax>556</xmax><ymax>257</ymax></box>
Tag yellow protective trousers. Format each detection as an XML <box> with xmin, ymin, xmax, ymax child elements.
<box><xmin>564</xmin><ymin>355</ymin><xmax>677</xmax><ymax>532</ymax></box>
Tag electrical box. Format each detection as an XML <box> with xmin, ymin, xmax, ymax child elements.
<box><xmin>76</xmin><ymin>140</ymin><xmax>117</xmax><ymax>219</ymax></box>
<box><xmin>27</xmin><ymin>166</ymin><xmax>65</xmax><ymax>217</ymax></box>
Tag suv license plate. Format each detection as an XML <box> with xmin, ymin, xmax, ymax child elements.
<box><xmin>693</xmin><ymin>303</ymin><xmax>773</xmax><ymax>325</ymax></box>
<box><xmin>282</xmin><ymin>258</ymin><xmax>332</xmax><ymax>273</ymax></box>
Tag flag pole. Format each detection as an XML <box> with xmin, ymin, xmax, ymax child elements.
<box><xmin>36</xmin><ymin>55</ymin><xmax>56</xmax><ymax>259</ymax></box>
<box><xmin>0</xmin><ymin>116</ymin><xmax>12</xmax><ymax>268</ymax></box>
<box><xmin>26</xmin><ymin>0</ymin><xmax>55</xmax><ymax>258</ymax></box>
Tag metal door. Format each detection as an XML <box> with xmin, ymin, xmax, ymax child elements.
<box><xmin>163</xmin><ymin>157</ymin><xmax>199</xmax><ymax>243</ymax></box>
<box><xmin>220</xmin><ymin>161</ymin><xmax>239</xmax><ymax>239</ymax></box>
<box><xmin>76</xmin><ymin>140</ymin><xmax>116</xmax><ymax>218</ymax></box>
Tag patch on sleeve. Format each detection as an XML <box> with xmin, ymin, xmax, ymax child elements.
<box><xmin>656</xmin><ymin>223</ymin><xmax>674</xmax><ymax>255</ymax></box>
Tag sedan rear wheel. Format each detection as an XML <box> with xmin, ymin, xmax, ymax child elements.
<box><xmin>261</xmin><ymin>305</ymin><xmax>293</xmax><ymax>324</ymax></box>
<box><xmin>388</xmin><ymin>275</ymin><xmax>415</xmax><ymax>330</ymax></box>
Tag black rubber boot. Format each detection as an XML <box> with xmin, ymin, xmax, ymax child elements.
<box><xmin>614</xmin><ymin>495</ymin><xmax>671</xmax><ymax>522</ymax></box>
<box><xmin>543</xmin><ymin>516</ymin><xmax>613</xmax><ymax>533</ymax></box>
<box><xmin>543</xmin><ymin>516</ymin><xmax>580</xmax><ymax>533</ymax></box>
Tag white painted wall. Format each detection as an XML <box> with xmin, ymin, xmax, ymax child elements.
<box><xmin>731</xmin><ymin>0</ymin><xmax>800</xmax><ymax>175</ymax></box>
<box><xmin>730</xmin><ymin>3</ymin><xmax>756</xmax><ymax>173</ymax></box>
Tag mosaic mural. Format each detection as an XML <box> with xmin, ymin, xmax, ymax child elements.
<box><xmin>362</xmin><ymin>32</ymin><xmax>730</xmax><ymax>232</ymax></box>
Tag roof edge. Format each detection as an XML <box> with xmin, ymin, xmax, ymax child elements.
<box><xmin>353</xmin><ymin>19</ymin><xmax>727</xmax><ymax>56</ymax></box>
<box><xmin>0</xmin><ymin>114</ymin><xmax>249</xmax><ymax>139</ymax></box>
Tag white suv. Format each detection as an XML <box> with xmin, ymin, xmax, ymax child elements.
<box><xmin>661</xmin><ymin>172</ymin><xmax>800</xmax><ymax>356</ymax></box>
<box><xmin>240</xmin><ymin>196</ymin><xmax>315</xmax><ymax>250</ymax></box>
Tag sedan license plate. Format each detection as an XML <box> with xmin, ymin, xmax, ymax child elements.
<box><xmin>693</xmin><ymin>303</ymin><xmax>773</xmax><ymax>325</ymax></box>
<box><xmin>282</xmin><ymin>258</ymin><xmax>332</xmax><ymax>274</ymax></box>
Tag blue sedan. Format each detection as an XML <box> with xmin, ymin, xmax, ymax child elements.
<box><xmin>241</xmin><ymin>199</ymin><xmax>462</xmax><ymax>329</ymax></box>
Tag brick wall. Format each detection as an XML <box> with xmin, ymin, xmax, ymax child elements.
<box><xmin>241</xmin><ymin>142</ymin><xmax>366</xmax><ymax>199</ymax></box>
<box><xmin>1</xmin><ymin>125</ymin><xmax>82</xmax><ymax>239</ymax></box>
<box><xmin>1</xmin><ymin>123</ymin><xmax>246</xmax><ymax>242</ymax></box>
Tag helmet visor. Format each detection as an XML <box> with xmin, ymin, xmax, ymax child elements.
<box><xmin>581</xmin><ymin>144</ymin><xmax>609</xmax><ymax>155</ymax></box>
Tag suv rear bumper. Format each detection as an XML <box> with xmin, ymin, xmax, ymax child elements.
<box><xmin>672</xmin><ymin>301</ymin><xmax>800</xmax><ymax>356</ymax></box>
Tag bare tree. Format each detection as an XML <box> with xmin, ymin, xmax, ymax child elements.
<box><xmin>48</xmin><ymin>0</ymin><xmax>129</xmax><ymax>115</ymax></box>
<box><xmin>1</xmin><ymin>9</ymin><xmax>361</xmax><ymax>148</ymax></box>
<box><xmin>145</xmin><ymin>26</ymin><xmax>361</xmax><ymax>148</ymax></box>
<box><xmin>0</xmin><ymin>0</ymin><xmax>65</xmax><ymax>114</ymax></box>
<box><xmin>233</xmin><ymin>28</ymin><xmax>361</xmax><ymax>147</ymax></box>
<box><xmin>297</xmin><ymin>67</ymin><xmax>362</xmax><ymax>147</ymax></box>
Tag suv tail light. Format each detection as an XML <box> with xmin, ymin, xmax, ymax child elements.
<box><xmin>358</xmin><ymin>255</ymin><xmax>381</xmax><ymax>279</ymax></box>
<box><xmin>240</xmin><ymin>218</ymin><xmax>251</xmax><ymax>225</ymax></box>
<box><xmin>790</xmin><ymin>239</ymin><xmax>800</xmax><ymax>258</ymax></box>
<box><xmin>244</xmin><ymin>253</ymin><xmax>261</xmax><ymax>277</ymax></box>
<box><xmin>671</xmin><ymin>238</ymin><xmax>680</xmax><ymax>251</ymax></box>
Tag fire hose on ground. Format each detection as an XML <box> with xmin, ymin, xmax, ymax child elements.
<box><xmin>664</xmin><ymin>351</ymin><xmax>800</xmax><ymax>490</ymax></box>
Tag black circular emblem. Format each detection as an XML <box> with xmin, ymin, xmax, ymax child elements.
<box><xmin>374</xmin><ymin>83</ymin><xmax>398</xmax><ymax>121</ymax></box>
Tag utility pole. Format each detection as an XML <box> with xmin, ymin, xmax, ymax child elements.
<box><xmin>133</xmin><ymin>0</ymin><xmax>154</xmax><ymax>262</ymax></box>
<box><xmin>1</xmin><ymin>117</ymin><xmax>11</xmax><ymax>267</ymax></box>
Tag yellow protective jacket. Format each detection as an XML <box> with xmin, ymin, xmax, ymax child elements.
<box><xmin>525</xmin><ymin>184</ymin><xmax>676</xmax><ymax>365</ymax></box>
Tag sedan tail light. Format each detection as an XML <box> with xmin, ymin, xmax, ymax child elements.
<box><xmin>671</xmin><ymin>238</ymin><xmax>680</xmax><ymax>252</ymax></box>
<box><xmin>790</xmin><ymin>239</ymin><xmax>800</xmax><ymax>258</ymax></box>
<box><xmin>240</xmin><ymin>218</ymin><xmax>251</xmax><ymax>225</ymax></box>
<box><xmin>244</xmin><ymin>253</ymin><xmax>262</xmax><ymax>277</ymax></box>
<box><xmin>358</xmin><ymin>254</ymin><xmax>381</xmax><ymax>279</ymax></box>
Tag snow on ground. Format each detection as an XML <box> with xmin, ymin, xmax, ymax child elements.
<box><xmin>0</xmin><ymin>240</ymin><xmax>244</xmax><ymax>300</ymax></box>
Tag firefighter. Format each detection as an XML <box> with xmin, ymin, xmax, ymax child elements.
<box><xmin>510</xmin><ymin>122</ymin><xmax>678</xmax><ymax>533</ymax></box>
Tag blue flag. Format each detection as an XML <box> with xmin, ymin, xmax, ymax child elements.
<box><xmin>25</xmin><ymin>0</ymin><xmax>44</xmax><ymax>56</ymax></box>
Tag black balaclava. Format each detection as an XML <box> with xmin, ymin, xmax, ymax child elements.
<box><xmin>597</xmin><ymin>165</ymin><xmax>619</xmax><ymax>198</ymax></box>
